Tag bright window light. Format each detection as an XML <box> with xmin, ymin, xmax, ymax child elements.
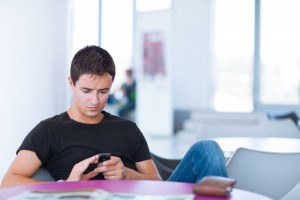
<box><xmin>136</xmin><ymin>0</ymin><xmax>171</xmax><ymax>12</ymax></box>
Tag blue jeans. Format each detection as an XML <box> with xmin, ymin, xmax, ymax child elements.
<box><xmin>167</xmin><ymin>140</ymin><xmax>228</xmax><ymax>183</ymax></box>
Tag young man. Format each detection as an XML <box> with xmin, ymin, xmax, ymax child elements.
<box><xmin>1</xmin><ymin>46</ymin><xmax>227</xmax><ymax>188</ymax></box>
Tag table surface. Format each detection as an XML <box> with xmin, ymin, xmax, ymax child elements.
<box><xmin>0</xmin><ymin>180</ymin><xmax>273</xmax><ymax>200</ymax></box>
<box><xmin>148</xmin><ymin>136</ymin><xmax>300</xmax><ymax>160</ymax></box>
<box><xmin>210</xmin><ymin>137</ymin><xmax>300</xmax><ymax>158</ymax></box>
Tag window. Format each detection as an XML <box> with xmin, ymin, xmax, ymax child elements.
<box><xmin>260</xmin><ymin>0</ymin><xmax>300</xmax><ymax>105</ymax></box>
<box><xmin>68</xmin><ymin>0</ymin><xmax>99</xmax><ymax>106</ymax></box>
<box><xmin>213</xmin><ymin>0</ymin><xmax>300</xmax><ymax>112</ymax></box>
<box><xmin>72</xmin><ymin>0</ymin><xmax>99</xmax><ymax>55</ymax></box>
<box><xmin>136</xmin><ymin>0</ymin><xmax>171</xmax><ymax>12</ymax></box>
<box><xmin>71</xmin><ymin>0</ymin><xmax>133</xmax><ymax>92</ymax></box>
<box><xmin>101</xmin><ymin>0</ymin><xmax>133</xmax><ymax>92</ymax></box>
<box><xmin>212</xmin><ymin>0</ymin><xmax>254</xmax><ymax>112</ymax></box>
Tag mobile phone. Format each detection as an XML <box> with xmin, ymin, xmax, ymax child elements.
<box><xmin>98</xmin><ymin>153</ymin><xmax>111</xmax><ymax>163</ymax></box>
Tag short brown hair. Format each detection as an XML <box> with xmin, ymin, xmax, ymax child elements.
<box><xmin>70</xmin><ymin>45</ymin><xmax>116</xmax><ymax>85</ymax></box>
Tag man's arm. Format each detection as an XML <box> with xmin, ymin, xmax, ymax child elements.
<box><xmin>96</xmin><ymin>156</ymin><xmax>162</xmax><ymax>181</ymax></box>
<box><xmin>127</xmin><ymin>159</ymin><xmax>162</xmax><ymax>180</ymax></box>
<box><xmin>1</xmin><ymin>150</ymin><xmax>42</xmax><ymax>188</ymax></box>
<box><xmin>2</xmin><ymin>152</ymin><xmax>105</xmax><ymax>187</ymax></box>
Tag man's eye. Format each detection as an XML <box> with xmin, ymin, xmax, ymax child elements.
<box><xmin>82</xmin><ymin>90</ymin><xmax>90</xmax><ymax>93</ymax></box>
<box><xmin>100</xmin><ymin>90</ymin><xmax>109</xmax><ymax>94</ymax></box>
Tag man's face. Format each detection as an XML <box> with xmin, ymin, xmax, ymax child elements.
<box><xmin>69</xmin><ymin>73</ymin><xmax>113</xmax><ymax>121</ymax></box>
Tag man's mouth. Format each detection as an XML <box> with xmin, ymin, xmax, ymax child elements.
<box><xmin>87</xmin><ymin>106</ymin><xmax>99</xmax><ymax>111</ymax></box>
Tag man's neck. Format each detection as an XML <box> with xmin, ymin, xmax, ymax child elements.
<box><xmin>67</xmin><ymin>108</ymin><xmax>104</xmax><ymax>124</ymax></box>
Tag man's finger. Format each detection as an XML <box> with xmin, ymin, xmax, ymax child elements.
<box><xmin>83</xmin><ymin>170</ymin><xmax>98</xmax><ymax>180</ymax></box>
<box><xmin>67</xmin><ymin>155</ymin><xmax>99</xmax><ymax>181</ymax></box>
<box><xmin>79</xmin><ymin>155</ymin><xmax>99</xmax><ymax>173</ymax></box>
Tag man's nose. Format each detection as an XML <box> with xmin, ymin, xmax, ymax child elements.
<box><xmin>91</xmin><ymin>93</ymin><xmax>99</xmax><ymax>104</ymax></box>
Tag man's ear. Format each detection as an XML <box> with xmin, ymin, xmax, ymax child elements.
<box><xmin>68</xmin><ymin>76</ymin><xmax>74</xmax><ymax>87</ymax></box>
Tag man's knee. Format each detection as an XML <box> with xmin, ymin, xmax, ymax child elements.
<box><xmin>191</xmin><ymin>140</ymin><xmax>220</xmax><ymax>150</ymax></box>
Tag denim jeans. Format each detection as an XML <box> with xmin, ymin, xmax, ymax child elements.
<box><xmin>167</xmin><ymin>140</ymin><xmax>228</xmax><ymax>183</ymax></box>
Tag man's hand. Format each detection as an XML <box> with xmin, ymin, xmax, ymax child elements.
<box><xmin>66</xmin><ymin>155</ymin><xmax>161</xmax><ymax>182</ymax></box>
<box><xmin>66</xmin><ymin>155</ymin><xmax>99</xmax><ymax>182</ymax></box>
<box><xmin>95</xmin><ymin>156</ymin><xmax>127</xmax><ymax>180</ymax></box>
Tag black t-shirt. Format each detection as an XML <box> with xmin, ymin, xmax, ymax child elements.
<box><xmin>18</xmin><ymin>111</ymin><xmax>151</xmax><ymax>180</ymax></box>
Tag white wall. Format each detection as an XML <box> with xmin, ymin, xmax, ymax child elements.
<box><xmin>134</xmin><ymin>11</ymin><xmax>174</xmax><ymax>136</ymax></box>
<box><xmin>133</xmin><ymin>0</ymin><xmax>213</xmax><ymax>135</ymax></box>
<box><xmin>0</xmin><ymin>0</ymin><xmax>69</xmax><ymax>180</ymax></box>
<box><xmin>172</xmin><ymin>0</ymin><xmax>212</xmax><ymax>110</ymax></box>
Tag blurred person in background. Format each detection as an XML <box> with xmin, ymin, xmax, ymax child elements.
<box><xmin>117</xmin><ymin>68</ymin><xmax>136</xmax><ymax>120</ymax></box>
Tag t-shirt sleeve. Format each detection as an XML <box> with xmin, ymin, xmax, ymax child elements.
<box><xmin>17</xmin><ymin>121</ymin><xmax>51</xmax><ymax>164</ymax></box>
<box><xmin>134</xmin><ymin>126</ymin><xmax>152</xmax><ymax>162</ymax></box>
